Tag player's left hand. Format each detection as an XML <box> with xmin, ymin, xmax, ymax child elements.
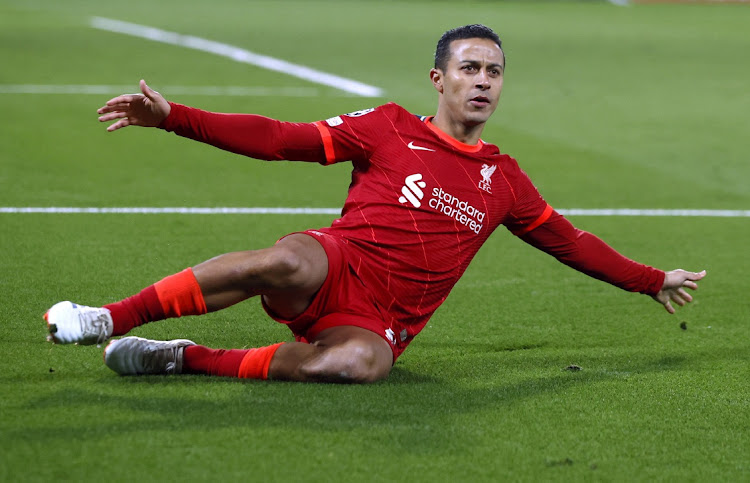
<box><xmin>652</xmin><ymin>269</ymin><xmax>706</xmax><ymax>314</ymax></box>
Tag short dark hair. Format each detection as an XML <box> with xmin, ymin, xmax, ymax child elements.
<box><xmin>434</xmin><ymin>24</ymin><xmax>504</xmax><ymax>71</ymax></box>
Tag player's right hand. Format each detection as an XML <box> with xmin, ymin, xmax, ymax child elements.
<box><xmin>97</xmin><ymin>80</ymin><xmax>171</xmax><ymax>132</ymax></box>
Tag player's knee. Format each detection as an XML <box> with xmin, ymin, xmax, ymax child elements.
<box><xmin>251</xmin><ymin>246</ymin><xmax>309</xmax><ymax>290</ymax></box>
<box><xmin>301</xmin><ymin>342</ymin><xmax>390</xmax><ymax>384</ymax></box>
<box><xmin>268</xmin><ymin>247</ymin><xmax>304</xmax><ymax>282</ymax></box>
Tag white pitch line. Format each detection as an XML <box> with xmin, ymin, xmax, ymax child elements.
<box><xmin>0</xmin><ymin>207</ymin><xmax>341</xmax><ymax>215</ymax></box>
<box><xmin>558</xmin><ymin>209</ymin><xmax>750</xmax><ymax>218</ymax></box>
<box><xmin>1</xmin><ymin>207</ymin><xmax>749</xmax><ymax>217</ymax></box>
<box><xmin>0</xmin><ymin>85</ymin><xmax>321</xmax><ymax>97</ymax></box>
<box><xmin>90</xmin><ymin>16</ymin><xmax>384</xmax><ymax>98</ymax></box>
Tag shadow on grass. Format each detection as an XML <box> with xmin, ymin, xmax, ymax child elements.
<box><xmin>9</xmin><ymin>351</ymin><xmax>695</xmax><ymax>453</ymax></box>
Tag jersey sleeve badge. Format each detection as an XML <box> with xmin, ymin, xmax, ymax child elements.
<box><xmin>325</xmin><ymin>116</ymin><xmax>343</xmax><ymax>127</ymax></box>
<box><xmin>344</xmin><ymin>108</ymin><xmax>375</xmax><ymax>117</ymax></box>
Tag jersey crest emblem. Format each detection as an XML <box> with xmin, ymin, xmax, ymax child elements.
<box><xmin>478</xmin><ymin>164</ymin><xmax>497</xmax><ymax>193</ymax></box>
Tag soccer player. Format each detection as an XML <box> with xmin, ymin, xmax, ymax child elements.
<box><xmin>45</xmin><ymin>24</ymin><xmax>705</xmax><ymax>384</ymax></box>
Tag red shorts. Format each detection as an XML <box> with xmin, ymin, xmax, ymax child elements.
<box><xmin>261</xmin><ymin>230</ymin><xmax>408</xmax><ymax>362</ymax></box>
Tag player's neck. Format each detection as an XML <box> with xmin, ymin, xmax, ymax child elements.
<box><xmin>429</xmin><ymin>114</ymin><xmax>484</xmax><ymax>145</ymax></box>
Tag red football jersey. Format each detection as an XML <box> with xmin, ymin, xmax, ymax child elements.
<box><xmin>160</xmin><ymin>101</ymin><xmax>664</xmax><ymax>349</ymax></box>
<box><xmin>310</xmin><ymin>103</ymin><xmax>551</xmax><ymax>339</ymax></box>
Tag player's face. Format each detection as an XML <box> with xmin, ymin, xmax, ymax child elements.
<box><xmin>432</xmin><ymin>38</ymin><xmax>505</xmax><ymax>128</ymax></box>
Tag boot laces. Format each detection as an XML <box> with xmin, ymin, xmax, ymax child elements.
<box><xmin>78</xmin><ymin>307</ymin><xmax>110</xmax><ymax>345</ymax></box>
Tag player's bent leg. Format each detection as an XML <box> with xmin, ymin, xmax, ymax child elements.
<box><xmin>194</xmin><ymin>233</ymin><xmax>328</xmax><ymax>319</ymax></box>
<box><xmin>102</xmin><ymin>327</ymin><xmax>391</xmax><ymax>383</ymax></box>
<box><xmin>270</xmin><ymin>326</ymin><xmax>393</xmax><ymax>384</ymax></box>
<box><xmin>45</xmin><ymin>233</ymin><xmax>327</xmax><ymax>344</ymax></box>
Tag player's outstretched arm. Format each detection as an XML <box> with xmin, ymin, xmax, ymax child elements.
<box><xmin>652</xmin><ymin>269</ymin><xmax>706</xmax><ymax>314</ymax></box>
<box><xmin>97</xmin><ymin>80</ymin><xmax>171</xmax><ymax>132</ymax></box>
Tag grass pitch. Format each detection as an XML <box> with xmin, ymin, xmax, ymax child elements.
<box><xmin>1</xmin><ymin>1</ymin><xmax>748</xmax><ymax>481</ymax></box>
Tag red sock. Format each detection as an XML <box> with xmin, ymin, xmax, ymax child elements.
<box><xmin>105</xmin><ymin>268</ymin><xmax>207</xmax><ymax>336</ymax></box>
<box><xmin>238</xmin><ymin>343</ymin><xmax>284</xmax><ymax>379</ymax></box>
<box><xmin>183</xmin><ymin>343</ymin><xmax>283</xmax><ymax>379</ymax></box>
<box><xmin>182</xmin><ymin>346</ymin><xmax>249</xmax><ymax>377</ymax></box>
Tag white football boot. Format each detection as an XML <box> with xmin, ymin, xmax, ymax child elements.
<box><xmin>44</xmin><ymin>301</ymin><xmax>114</xmax><ymax>345</ymax></box>
<box><xmin>104</xmin><ymin>337</ymin><xmax>196</xmax><ymax>375</ymax></box>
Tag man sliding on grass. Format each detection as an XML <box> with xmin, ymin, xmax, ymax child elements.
<box><xmin>45</xmin><ymin>24</ymin><xmax>705</xmax><ymax>383</ymax></box>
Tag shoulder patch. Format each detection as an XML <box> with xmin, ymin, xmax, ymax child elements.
<box><xmin>345</xmin><ymin>108</ymin><xmax>375</xmax><ymax>118</ymax></box>
<box><xmin>325</xmin><ymin>116</ymin><xmax>343</xmax><ymax>127</ymax></box>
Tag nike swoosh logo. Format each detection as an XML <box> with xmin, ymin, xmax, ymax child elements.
<box><xmin>407</xmin><ymin>141</ymin><xmax>435</xmax><ymax>152</ymax></box>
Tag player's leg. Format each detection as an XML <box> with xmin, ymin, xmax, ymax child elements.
<box><xmin>45</xmin><ymin>233</ymin><xmax>328</xmax><ymax>345</ymax></box>
<box><xmin>192</xmin><ymin>233</ymin><xmax>327</xmax><ymax>319</ymax></box>
<box><xmin>104</xmin><ymin>325</ymin><xmax>393</xmax><ymax>384</ymax></box>
<box><xmin>269</xmin><ymin>325</ymin><xmax>393</xmax><ymax>383</ymax></box>
<box><xmin>102</xmin><ymin>233</ymin><xmax>394</xmax><ymax>383</ymax></box>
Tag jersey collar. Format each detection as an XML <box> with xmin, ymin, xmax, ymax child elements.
<box><xmin>423</xmin><ymin>116</ymin><xmax>484</xmax><ymax>153</ymax></box>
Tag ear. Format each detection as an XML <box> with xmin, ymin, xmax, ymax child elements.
<box><xmin>430</xmin><ymin>68</ymin><xmax>444</xmax><ymax>94</ymax></box>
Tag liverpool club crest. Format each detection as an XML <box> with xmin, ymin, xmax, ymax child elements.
<box><xmin>478</xmin><ymin>164</ymin><xmax>496</xmax><ymax>193</ymax></box>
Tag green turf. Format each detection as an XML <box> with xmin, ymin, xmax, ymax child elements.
<box><xmin>1</xmin><ymin>0</ymin><xmax>748</xmax><ymax>481</ymax></box>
